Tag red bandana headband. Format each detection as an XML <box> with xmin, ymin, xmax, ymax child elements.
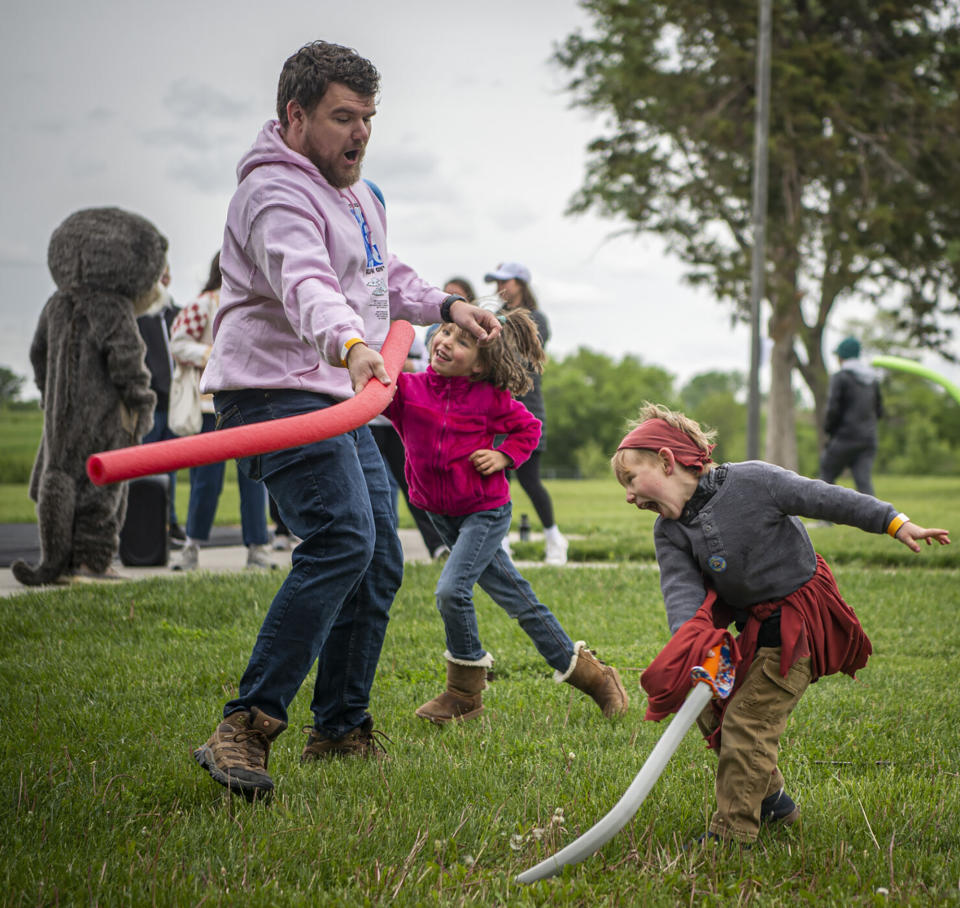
<box><xmin>617</xmin><ymin>418</ymin><xmax>715</xmax><ymax>470</ymax></box>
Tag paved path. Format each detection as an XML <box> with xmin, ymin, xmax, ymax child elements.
<box><xmin>0</xmin><ymin>525</ymin><xmax>432</xmax><ymax>598</ymax></box>
<box><xmin>0</xmin><ymin>525</ymin><xmax>617</xmax><ymax>598</ymax></box>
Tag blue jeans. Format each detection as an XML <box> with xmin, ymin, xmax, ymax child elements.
<box><xmin>142</xmin><ymin>408</ymin><xmax>179</xmax><ymax>524</ymax></box>
<box><xmin>429</xmin><ymin>505</ymin><xmax>574</xmax><ymax>672</ymax></box>
<box><xmin>214</xmin><ymin>389</ymin><xmax>403</xmax><ymax>736</ymax></box>
<box><xmin>184</xmin><ymin>412</ymin><xmax>268</xmax><ymax>545</ymax></box>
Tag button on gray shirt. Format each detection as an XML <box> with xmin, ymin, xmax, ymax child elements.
<box><xmin>654</xmin><ymin>461</ymin><xmax>897</xmax><ymax>633</ymax></box>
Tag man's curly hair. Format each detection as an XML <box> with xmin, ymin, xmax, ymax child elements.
<box><xmin>277</xmin><ymin>41</ymin><xmax>380</xmax><ymax>128</ymax></box>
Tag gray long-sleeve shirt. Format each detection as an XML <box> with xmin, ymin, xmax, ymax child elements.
<box><xmin>654</xmin><ymin>461</ymin><xmax>897</xmax><ymax>633</ymax></box>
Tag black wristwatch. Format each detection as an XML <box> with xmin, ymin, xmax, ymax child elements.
<box><xmin>440</xmin><ymin>294</ymin><xmax>466</xmax><ymax>322</ymax></box>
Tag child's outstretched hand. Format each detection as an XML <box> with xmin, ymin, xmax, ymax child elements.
<box><xmin>895</xmin><ymin>522</ymin><xmax>951</xmax><ymax>553</ymax></box>
<box><xmin>470</xmin><ymin>449</ymin><xmax>510</xmax><ymax>476</ymax></box>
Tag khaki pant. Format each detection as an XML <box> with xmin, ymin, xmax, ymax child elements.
<box><xmin>697</xmin><ymin>647</ymin><xmax>812</xmax><ymax>842</ymax></box>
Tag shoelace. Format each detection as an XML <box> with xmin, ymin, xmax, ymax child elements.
<box><xmin>301</xmin><ymin>724</ymin><xmax>392</xmax><ymax>754</ymax></box>
<box><xmin>362</xmin><ymin>726</ymin><xmax>392</xmax><ymax>757</ymax></box>
<box><xmin>226</xmin><ymin>728</ymin><xmax>269</xmax><ymax>766</ymax></box>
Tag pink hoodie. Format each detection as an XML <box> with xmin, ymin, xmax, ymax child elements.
<box><xmin>385</xmin><ymin>368</ymin><xmax>542</xmax><ymax>516</ymax></box>
<box><xmin>201</xmin><ymin>119</ymin><xmax>447</xmax><ymax>400</ymax></box>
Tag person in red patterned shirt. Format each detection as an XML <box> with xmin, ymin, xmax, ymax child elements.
<box><xmin>168</xmin><ymin>252</ymin><xmax>274</xmax><ymax>572</ymax></box>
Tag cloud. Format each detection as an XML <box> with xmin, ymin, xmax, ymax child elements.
<box><xmin>167</xmin><ymin>153</ymin><xmax>239</xmax><ymax>194</ymax></box>
<box><xmin>68</xmin><ymin>158</ymin><xmax>110</xmax><ymax>179</ymax></box>
<box><xmin>0</xmin><ymin>242</ymin><xmax>44</xmax><ymax>267</ymax></box>
<box><xmin>86</xmin><ymin>106</ymin><xmax>116</xmax><ymax>123</ymax></box>
<box><xmin>363</xmin><ymin>144</ymin><xmax>460</xmax><ymax>206</ymax></box>
<box><xmin>488</xmin><ymin>198</ymin><xmax>541</xmax><ymax>233</ymax></box>
<box><xmin>139</xmin><ymin>124</ymin><xmax>238</xmax><ymax>153</ymax></box>
<box><xmin>162</xmin><ymin>78</ymin><xmax>251</xmax><ymax>121</ymax></box>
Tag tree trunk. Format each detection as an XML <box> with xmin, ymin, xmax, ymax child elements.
<box><xmin>764</xmin><ymin>300</ymin><xmax>801</xmax><ymax>469</ymax></box>
<box><xmin>764</xmin><ymin>334</ymin><xmax>798</xmax><ymax>469</ymax></box>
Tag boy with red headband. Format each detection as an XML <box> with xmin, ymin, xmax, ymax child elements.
<box><xmin>611</xmin><ymin>402</ymin><xmax>950</xmax><ymax>846</ymax></box>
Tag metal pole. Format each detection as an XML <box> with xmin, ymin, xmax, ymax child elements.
<box><xmin>747</xmin><ymin>0</ymin><xmax>772</xmax><ymax>460</ymax></box>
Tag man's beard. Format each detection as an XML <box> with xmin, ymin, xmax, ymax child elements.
<box><xmin>314</xmin><ymin>152</ymin><xmax>363</xmax><ymax>189</ymax></box>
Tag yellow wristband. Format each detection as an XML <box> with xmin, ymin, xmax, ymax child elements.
<box><xmin>887</xmin><ymin>513</ymin><xmax>909</xmax><ymax>538</ymax></box>
<box><xmin>340</xmin><ymin>337</ymin><xmax>365</xmax><ymax>366</ymax></box>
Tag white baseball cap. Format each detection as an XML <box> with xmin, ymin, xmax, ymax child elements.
<box><xmin>484</xmin><ymin>261</ymin><xmax>531</xmax><ymax>284</ymax></box>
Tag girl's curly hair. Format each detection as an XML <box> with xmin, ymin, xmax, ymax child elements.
<box><xmin>477</xmin><ymin>308</ymin><xmax>544</xmax><ymax>395</ymax></box>
<box><xmin>434</xmin><ymin>309</ymin><xmax>544</xmax><ymax>396</ymax></box>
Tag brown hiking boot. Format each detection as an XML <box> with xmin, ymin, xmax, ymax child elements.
<box><xmin>300</xmin><ymin>717</ymin><xmax>390</xmax><ymax>763</ymax></box>
<box><xmin>558</xmin><ymin>642</ymin><xmax>629</xmax><ymax>717</ymax></box>
<box><xmin>193</xmin><ymin>707</ymin><xmax>287</xmax><ymax>801</ymax></box>
<box><xmin>415</xmin><ymin>656</ymin><xmax>490</xmax><ymax>725</ymax></box>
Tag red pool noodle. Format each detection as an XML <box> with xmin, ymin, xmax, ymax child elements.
<box><xmin>87</xmin><ymin>320</ymin><xmax>415</xmax><ymax>486</ymax></box>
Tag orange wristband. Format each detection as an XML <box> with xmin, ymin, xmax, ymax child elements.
<box><xmin>340</xmin><ymin>337</ymin><xmax>365</xmax><ymax>366</ymax></box>
<box><xmin>887</xmin><ymin>513</ymin><xmax>909</xmax><ymax>538</ymax></box>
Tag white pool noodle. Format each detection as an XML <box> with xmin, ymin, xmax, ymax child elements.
<box><xmin>515</xmin><ymin>681</ymin><xmax>713</xmax><ymax>884</ymax></box>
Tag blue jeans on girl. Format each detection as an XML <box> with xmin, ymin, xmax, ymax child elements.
<box><xmin>429</xmin><ymin>504</ymin><xmax>574</xmax><ymax>671</ymax></box>
<box><xmin>213</xmin><ymin>389</ymin><xmax>402</xmax><ymax>738</ymax></box>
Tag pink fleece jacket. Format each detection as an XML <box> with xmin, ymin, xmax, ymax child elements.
<box><xmin>385</xmin><ymin>369</ymin><xmax>542</xmax><ymax>516</ymax></box>
<box><xmin>201</xmin><ymin>119</ymin><xmax>447</xmax><ymax>400</ymax></box>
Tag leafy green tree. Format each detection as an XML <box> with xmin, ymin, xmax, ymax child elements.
<box><xmin>0</xmin><ymin>366</ymin><xmax>25</xmax><ymax>408</ymax></box>
<box><xmin>555</xmin><ymin>0</ymin><xmax>960</xmax><ymax>469</ymax></box>
<box><xmin>877</xmin><ymin>374</ymin><xmax>960</xmax><ymax>475</ymax></box>
<box><xmin>679</xmin><ymin>371</ymin><xmax>749</xmax><ymax>463</ymax></box>
<box><xmin>542</xmin><ymin>348</ymin><xmax>675</xmax><ymax>476</ymax></box>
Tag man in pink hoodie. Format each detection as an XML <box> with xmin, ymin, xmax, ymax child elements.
<box><xmin>193</xmin><ymin>40</ymin><xmax>501</xmax><ymax>802</ymax></box>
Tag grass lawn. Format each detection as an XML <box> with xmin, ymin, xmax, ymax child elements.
<box><xmin>5</xmin><ymin>473</ymin><xmax>960</xmax><ymax>570</ymax></box>
<box><xmin>2</xmin><ymin>531</ymin><xmax>958</xmax><ymax>902</ymax></box>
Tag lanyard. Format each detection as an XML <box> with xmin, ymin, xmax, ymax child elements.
<box><xmin>341</xmin><ymin>188</ymin><xmax>383</xmax><ymax>269</ymax></box>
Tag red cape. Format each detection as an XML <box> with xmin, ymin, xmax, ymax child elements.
<box><xmin>640</xmin><ymin>556</ymin><xmax>872</xmax><ymax>747</ymax></box>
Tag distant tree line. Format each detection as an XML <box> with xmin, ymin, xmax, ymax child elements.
<box><xmin>0</xmin><ymin>366</ymin><xmax>26</xmax><ymax>408</ymax></box>
<box><xmin>539</xmin><ymin>347</ymin><xmax>960</xmax><ymax>479</ymax></box>
<box><xmin>4</xmin><ymin>357</ymin><xmax>958</xmax><ymax>481</ymax></box>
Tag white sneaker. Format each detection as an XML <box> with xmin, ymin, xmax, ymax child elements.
<box><xmin>272</xmin><ymin>534</ymin><xmax>291</xmax><ymax>551</ymax></box>
<box><xmin>500</xmin><ymin>535</ymin><xmax>513</xmax><ymax>559</ymax></box>
<box><xmin>246</xmin><ymin>545</ymin><xmax>277</xmax><ymax>570</ymax></box>
<box><xmin>172</xmin><ymin>542</ymin><xmax>199</xmax><ymax>572</ymax></box>
<box><xmin>545</xmin><ymin>534</ymin><xmax>569</xmax><ymax>566</ymax></box>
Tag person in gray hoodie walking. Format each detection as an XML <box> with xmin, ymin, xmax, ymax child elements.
<box><xmin>819</xmin><ymin>336</ymin><xmax>883</xmax><ymax>496</ymax></box>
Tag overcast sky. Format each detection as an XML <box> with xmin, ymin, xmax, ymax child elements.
<box><xmin>2</xmin><ymin>0</ymin><xmax>957</xmax><ymax>400</ymax></box>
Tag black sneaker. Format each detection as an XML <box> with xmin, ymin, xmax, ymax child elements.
<box><xmin>760</xmin><ymin>787</ymin><xmax>800</xmax><ymax>825</ymax></box>
<box><xmin>169</xmin><ymin>523</ymin><xmax>187</xmax><ymax>547</ymax></box>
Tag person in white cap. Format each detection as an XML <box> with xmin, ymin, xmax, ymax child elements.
<box><xmin>485</xmin><ymin>262</ymin><xmax>569</xmax><ymax>565</ymax></box>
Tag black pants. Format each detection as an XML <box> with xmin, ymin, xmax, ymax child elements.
<box><xmin>819</xmin><ymin>437</ymin><xmax>877</xmax><ymax>496</ymax></box>
<box><xmin>512</xmin><ymin>450</ymin><xmax>555</xmax><ymax>528</ymax></box>
<box><xmin>370</xmin><ymin>423</ymin><xmax>446</xmax><ymax>555</ymax></box>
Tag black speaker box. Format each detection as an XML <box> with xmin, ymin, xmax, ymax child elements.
<box><xmin>119</xmin><ymin>475</ymin><xmax>170</xmax><ymax>567</ymax></box>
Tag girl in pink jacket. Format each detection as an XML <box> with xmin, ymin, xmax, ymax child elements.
<box><xmin>385</xmin><ymin>310</ymin><xmax>628</xmax><ymax>724</ymax></box>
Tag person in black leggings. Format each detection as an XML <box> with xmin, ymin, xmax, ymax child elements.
<box><xmin>484</xmin><ymin>262</ymin><xmax>568</xmax><ymax>565</ymax></box>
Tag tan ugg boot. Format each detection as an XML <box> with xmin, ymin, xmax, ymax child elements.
<box><xmin>556</xmin><ymin>641</ymin><xmax>629</xmax><ymax>717</ymax></box>
<box><xmin>415</xmin><ymin>652</ymin><xmax>493</xmax><ymax>725</ymax></box>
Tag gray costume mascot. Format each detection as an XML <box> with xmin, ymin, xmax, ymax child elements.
<box><xmin>12</xmin><ymin>208</ymin><xmax>167</xmax><ymax>586</ymax></box>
